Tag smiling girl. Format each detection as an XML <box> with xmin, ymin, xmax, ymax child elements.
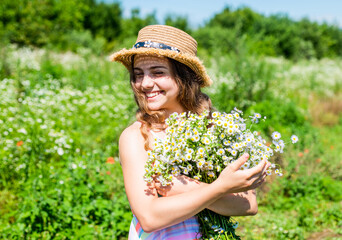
<box><xmin>111</xmin><ymin>25</ymin><xmax>269</xmax><ymax>240</ymax></box>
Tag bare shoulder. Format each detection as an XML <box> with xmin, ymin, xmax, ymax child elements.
<box><xmin>119</xmin><ymin>121</ymin><xmax>143</xmax><ymax>144</ymax></box>
<box><xmin>119</xmin><ymin>121</ymin><xmax>146</xmax><ymax>165</ymax></box>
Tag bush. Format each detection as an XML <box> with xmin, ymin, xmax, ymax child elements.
<box><xmin>1</xmin><ymin>156</ymin><xmax>131</xmax><ymax>239</ymax></box>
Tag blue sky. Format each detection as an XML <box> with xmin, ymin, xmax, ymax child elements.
<box><xmin>105</xmin><ymin>0</ymin><xmax>342</xmax><ymax>28</ymax></box>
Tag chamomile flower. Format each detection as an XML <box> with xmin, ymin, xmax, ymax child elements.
<box><xmin>202</xmin><ymin>137</ymin><xmax>211</xmax><ymax>145</ymax></box>
<box><xmin>197</xmin><ymin>147</ymin><xmax>205</xmax><ymax>155</ymax></box>
<box><xmin>194</xmin><ymin>175</ymin><xmax>200</xmax><ymax>180</ymax></box>
<box><xmin>221</xmin><ymin>121</ymin><xmax>229</xmax><ymax>128</ymax></box>
<box><xmin>186</xmin><ymin>148</ymin><xmax>194</xmax><ymax>155</ymax></box>
<box><xmin>197</xmin><ymin>160</ymin><xmax>205</xmax><ymax>169</ymax></box>
<box><xmin>185</xmin><ymin>154</ymin><xmax>192</xmax><ymax>161</ymax></box>
<box><xmin>185</xmin><ymin>131</ymin><xmax>192</xmax><ymax>138</ymax></box>
<box><xmin>227</xmin><ymin>128</ymin><xmax>234</xmax><ymax>135</ymax></box>
<box><xmin>291</xmin><ymin>135</ymin><xmax>299</xmax><ymax>143</ymax></box>
<box><xmin>212</xmin><ymin>112</ymin><xmax>219</xmax><ymax>118</ymax></box>
<box><xmin>272</xmin><ymin>131</ymin><xmax>281</xmax><ymax>140</ymax></box>
<box><xmin>191</xmin><ymin>135</ymin><xmax>200</xmax><ymax>142</ymax></box>
<box><xmin>223</xmin><ymin>139</ymin><xmax>231</xmax><ymax>146</ymax></box>
<box><xmin>240</xmin><ymin>162</ymin><xmax>250</xmax><ymax>170</ymax></box>
<box><xmin>217</xmin><ymin>148</ymin><xmax>225</xmax><ymax>155</ymax></box>
<box><xmin>192</xmin><ymin>128</ymin><xmax>199</xmax><ymax>135</ymax></box>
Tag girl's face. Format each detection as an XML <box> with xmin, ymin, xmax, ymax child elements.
<box><xmin>133</xmin><ymin>55</ymin><xmax>184</xmax><ymax>115</ymax></box>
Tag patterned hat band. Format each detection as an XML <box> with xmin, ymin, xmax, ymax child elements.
<box><xmin>133</xmin><ymin>41</ymin><xmax>180</xmax><ymax>53</ymax></box>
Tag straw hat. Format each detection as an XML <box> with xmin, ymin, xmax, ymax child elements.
<box><xmin>110</xmin><ymin>25</ymin><xmax>212</xmax><ymax>87</ymax></box>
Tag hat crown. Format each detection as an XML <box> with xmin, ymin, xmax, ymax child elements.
<box><xmin>136</xmin><ymin>25</ymin><xmax>197</xmax><ymax>56</ymax></box>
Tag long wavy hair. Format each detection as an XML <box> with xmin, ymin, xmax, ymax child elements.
<box><xmin>130</xmin><ymin>55</ymin><xmax>212</xmax><ymax>150</ymax></box>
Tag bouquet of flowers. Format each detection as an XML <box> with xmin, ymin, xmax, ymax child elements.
<box><xmin>144</xmin><ymin>108</ymin><xmax>298</xmax><ymax>240</ymax></box>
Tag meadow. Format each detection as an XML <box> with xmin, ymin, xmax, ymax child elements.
<box><xmin>0</xmin><ymin>45</ymin><xmax>341</xmax><ymax>239</ymax></box>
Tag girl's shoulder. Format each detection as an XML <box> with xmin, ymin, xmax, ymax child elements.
<box><xmin>119</xmin><ymin>121</ymin><xmax>146</xmax><ymax>164</ymax></box>
<box><xmin>120</xmin><ymin>121</ymin><xmax>143</xmax><ymax>143</ymax></box>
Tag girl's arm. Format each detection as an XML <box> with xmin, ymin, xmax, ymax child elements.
<box><xmin>120</xmin><ymin>122</ymin><xmax>267</xmax><ymax>233</ymax></box>
<box><xmin>156</xmin><ymin>176</ymin><xmax>260</xmax><ymax>216</ymax></box>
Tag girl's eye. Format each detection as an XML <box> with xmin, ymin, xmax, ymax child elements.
<box><xmin>134</xmin><ymin>73</ymin><xmax>144</xmax><ymax>78</ymax></box>
<box><xmin>154</xmin><ymin>71</ymin><xmax>164</xmax><ymax>75</ymax></box>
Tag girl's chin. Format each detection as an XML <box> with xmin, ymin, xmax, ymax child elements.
<box><xmin>147</xmin><ymin>104</ymin><xmax>164</xmax><ymax>111</ymax></box>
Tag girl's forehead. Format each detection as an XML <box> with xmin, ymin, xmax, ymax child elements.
<box><xmin>133</xmin><ymin>55</ymin><xmax>170</xmax><ymax>68</ymax></box>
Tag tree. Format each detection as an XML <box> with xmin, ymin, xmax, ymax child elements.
<box><xmin>164</xmin><ymin>15</ymin><xmax>191</xmax><ymax>34</ymax></box>
<box><xmin>83</xmin><ymin>1</ymin><xmax>122</xmax><ymax>41</ymax></box>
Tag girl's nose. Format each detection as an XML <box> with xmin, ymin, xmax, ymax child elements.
<box><xmin>141</xmin><ymin>75</ymin><xmax>154</xmax><ymax>89</ymax></box>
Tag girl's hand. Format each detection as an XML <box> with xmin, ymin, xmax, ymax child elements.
<box><xmin>215</xmin><ymin>153</ymin><xmax>269</xmax><ymax>194</ymax></box>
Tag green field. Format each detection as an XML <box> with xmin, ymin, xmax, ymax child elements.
<box><xmin>0</xmin><ymin>45</ymin><xmax>341</xmax><ymax>239</ymax></box>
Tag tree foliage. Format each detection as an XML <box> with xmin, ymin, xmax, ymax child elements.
<box><xmin>0</xmin><ymin>2</ymin><xmax>341</xmax><ymax>59</ymax></box>
<box><xmin>200</xmin><ymin>7</ymin><xmax>342</xmax><ymax>59</ymax></box>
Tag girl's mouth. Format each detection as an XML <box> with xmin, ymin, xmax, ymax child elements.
<box><xmin>146</xmin><ymin>91</ymin><xmax>164</xmax><ymax>99</ymax></box>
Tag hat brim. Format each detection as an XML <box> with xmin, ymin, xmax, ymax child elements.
<box><xmin>109</xmin><ymin>48</ymin><xmax>212</xmax><ymax>87</ymax></box>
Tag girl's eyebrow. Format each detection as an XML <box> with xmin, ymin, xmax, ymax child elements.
<box><xmin>133</xmin><ymin>65</ymin><xmax>168</xmax><ymax>71</ymax></box>
<box><xmin>150</xmin><ymin>66</ymin><xmax>168</xmax><ymax>70</ymax></box>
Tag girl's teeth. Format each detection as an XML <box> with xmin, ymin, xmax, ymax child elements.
<box><xmin>147</xmin><ymin>92</ymin><xmax>160</xmax><ymax>97</ymax></box>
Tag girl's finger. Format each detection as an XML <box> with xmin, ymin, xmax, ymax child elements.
<box><xmin>231</xmin><ymin>153</ymin><xmax>249</xmax><ymax>171</ymax></box>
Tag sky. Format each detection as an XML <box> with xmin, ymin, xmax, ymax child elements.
<box><xmin>105</xmin><ymin>0</ymin><xmax>342</xmax><ymax>28</ymax></box>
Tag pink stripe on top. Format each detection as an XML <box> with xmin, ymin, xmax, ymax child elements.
<box><xmin>128</xmin><ymin>215</ymin><xmax>201</xmax><ymax>240</ymax></box>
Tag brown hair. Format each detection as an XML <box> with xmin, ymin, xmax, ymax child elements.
<box><xmin>130</xmin><ymin>55</ymin><xmax>212</xmax><ymax>150</ymax></box>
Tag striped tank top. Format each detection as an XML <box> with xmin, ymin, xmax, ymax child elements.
<box><xmin>128</xmin><ymin>214</ymin><xmax>201</xmax><ymax>240</ymax></box>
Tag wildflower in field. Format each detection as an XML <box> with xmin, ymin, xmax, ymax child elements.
<box><xmin>106</xmin><ymin>157</ymin><xmax>115</xmax><ymax>164</ymax></box>
<box><xmin>57</xmin><ymin>148</ymin><xmax>64</xmax><ymax>155</ymax></box>
<box><xmin>291</xmin><ymin>135</ymin><xmax>298</xmax><ymax>143</ymax></box>
<box><xmin>16</xmin><ymin>141</ymin><xmax>24</xmax><ymax>147</ymax></box>
<box><xmin>272</xmin><ymin>131</ymin><xmax>281</xmax><ymax>140</ymax></box>
<box><xmin>250</xmin><ymin>113</ymin><xmax>262</xmax><ymax>123</ymax></box>
<box><xmin>18</xmin><ymin>128</ymin><xmax>28</xmax><ymax>135</ymax></box>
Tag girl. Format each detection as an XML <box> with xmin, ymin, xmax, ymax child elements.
<box><xmin>111</xmin><ymin>25</ymin><xmax>269</xmax><ymax>239</ymax></box>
